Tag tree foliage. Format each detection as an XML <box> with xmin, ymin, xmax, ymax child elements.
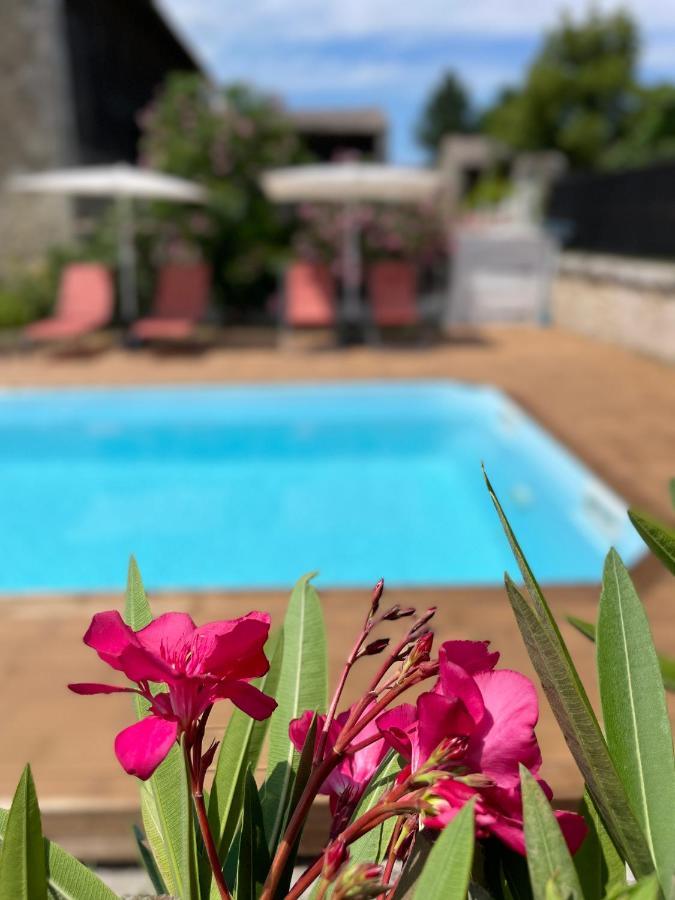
<box><xmin>416</xmin><ymin>71</ymin><xmax>474</xmax><ymax>157</ymax></box>
<box><xmin>139</xmin><ymin>73</ymin><xmax>306</xmax><ymax>311</ymax></box>
<box><xmin>482</xmin><ymin>10</ymin><xmax>639</xmax><ymax>169</ymax></box>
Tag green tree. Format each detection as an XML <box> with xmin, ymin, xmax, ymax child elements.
<box><xmin>417</xmin><ymin>71</ymin><xmax>474</xmax><ymax>157</ymax></box>
<box><xmin>482</xmin><ymin>10</ymin><xmax>639</xmax><ymax>169</ymax></box>
<box><xmin>603</xmin><ymin>83</ymin><xmax>675</xmax><ymax>168</ymax></box>
<box><xmin>139</xmin><ymin>73</ymin><xmax>306</xmax><ymax>312</ymax></box>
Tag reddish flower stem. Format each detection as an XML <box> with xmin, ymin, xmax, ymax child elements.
<box><xmin>260</xmin><ymin>752</ymin><xmax>341</xmax><ymax>900</ymax></box>
<box><xmin>285</xmin><ymin>800</ymin><xmax>418</xmax><ymax>900</ymax></box>
<box><xmin>380</xmin><ymin>815</ymin><xmax>405</xmax><ymax>894</ymax></box>
<box><xmin>315</xmin><ymin>627</ymin><xmax>370</xmax><ymax>762</ymax></box>
<box><xmin>183</xmin><ymin>726</ymin><xmax>232</xmax><ymax>900</ymax></box>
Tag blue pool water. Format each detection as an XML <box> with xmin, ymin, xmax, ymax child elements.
<box><xmin>0</xmin><ymin>381</ymin><xmax>643</xmax><ymax>593</ymax></box>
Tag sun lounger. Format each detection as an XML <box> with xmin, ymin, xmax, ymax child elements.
<box><xmin>368</xmin><ymin>261</ymin><xmax>419</xmax><ymax>327</ymax></box>
<box><xmin>130</xmin><ymin>263</ymin><xmax>211</xmax><ymax>341</ymax></box>
<box><xmin>282</xmin><ymin>262</ymin><xmax>336</xmax><ymax>328</ymax></box>
<box><xmin>23</xmin><ymin>263</ymin><xmax>113</xmax><ymax>342</ymax></box>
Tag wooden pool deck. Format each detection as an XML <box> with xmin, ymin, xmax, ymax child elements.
<box><xmin>0</xmin><ymin>325</ymin><xmax>673</xmax><ymax>862</ymax></box>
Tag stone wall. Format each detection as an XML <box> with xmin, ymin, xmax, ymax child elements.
<box><xmin>0</xmin><ymin>0</ymin><xmax>75</xmax><ymax>270</ymax></box>
<box><xmin>552</xmin><ymin>252</ymin><xmax>675</xmax><ymax>364</ymax></box>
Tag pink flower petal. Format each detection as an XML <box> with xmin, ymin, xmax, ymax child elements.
<box><xmin>217</xmin><ymin>680</ymin><xmax>277</xmax><ymax>720</ymax></box>
<box><xmin>440</xmin><ymin>640</ymin><xmax>500</xmax><ymax>674</ymax></box>
<box><xmin>136</xmin><ymin>612</ymin><xmax>196</xmax><ymax>655</ymax></box>
<box><xmin>114</xmin><ymin>716</ymin><xmax>178</xmax><ymax>780</ymax></box>
<box><xmin>115</xmin><ymin>644</ymin><xmax>175</xmax><ymax>685</ymax></box>
<box><xmin>68</xmin><ymin>682</ymin><xmax>137</xmax><ymax>695</ymax></box>
<box><xmin>198</xmin><ymin>613</ymin><xmax>271</xmax><ymax>679</ymax></box>
<box><xmin>468</xmin><ymin>670</ymin><xmax>542</xmax><ymax>787</ymax></box>
<box><xmin>556</xmin><ymin>811</ymin><xmax>588</xmax><ymax>854</ymax></box>
<box><xmin>83</xmin><ymin>611</ymin><xmax>140</xmax><ymax>671</ymax></box>
<box><xmin>417</xmin><ymin>692</ymin><xmax>475</xmax><ymax>766</ymax></box>
<box><xmin>377</xmin><ymin>704</ymin><xmax>417</xmax><ymax>760</ymax></box>
<box><xmin>437</xmin><ymin>659</ymin><xmax>486</xmax><ymax>724</ymax></box>
<box><xmin>349</xmin><ymin>716</ymin><xmax>388</xmax><ymax>786</ymax></box>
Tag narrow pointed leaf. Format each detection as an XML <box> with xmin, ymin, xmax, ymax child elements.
<box><xmin>261</xmin><ymin>572</ymin><xmax>327</xmax><ymax>852</ymax></box>
<box><xmin>485</xmin><ymin>469</ymin><xmax>652</xmax><ymax>878</ymax></box>
<box><xmin>574</xmin><ymin>790</ymin><xmax>624</xmax><ymax>900</ymax></box>
<box><xmin>276</xmin><ymin>716</ymin><xmax>319</xmax><ymax>897</ymax></box>
<box><xmin>0</xmin><ymin>807</ymin><xmax>118</xmax><ymax>900</ymax></box>
<box><xmin>0</xmin><ymin>766</ymin><xmax>47</xmax><ymax>900</ymax></box>
<box><xmin>208</xmin><ymin>629</ymin><xmax>282</xmax><ymax>862</ymax></box>
<box><xmin>123</xmin><ymin>558</ymin><xmax>198</xmax><ymax>900</ymax></box>
<box><xmin>521</xmin><ymin>766</ymin><xmax>582</xmax><ymax>900</ymax></box>
<box><xmin>628</xmin><ymin>510</ymin><xmax>675</xmax><ymax>576</ymax></box>
<box><xmin>234</xmin><ymin>769</ymin><xmax>270</xmax><ymax>900</ymax></box>
<box><xmin>349</xmin><ymin>751</ymin><xmax>404</xmax><ymax>866</ymax></box>
<box><xmin>568</xmin><ymin>616</ymin><xmax>675</xmax><ymax>693</ymax></box>
<box><xmin>412</xmin><ymin>798</ymin><xmax>475</xmax><ymax>900</ymax></box>
<box><xmin>597</xmin><ymin>549</ymin><xmax>675</xmax><ymax>895</ymax></box>
<box><xmin>615</xmin><ymin>874</ymin><xmax>661</xmax><ymax>900</ymax></box>
<box><xmin>133</xmin><ymin>824</ymin><xmax>167</xmax><ymax>896</ymax></box>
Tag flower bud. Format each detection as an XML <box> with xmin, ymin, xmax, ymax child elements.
<box><xmin>360</xmin><ymin>637</ymin><xmax>390</xmax><ymax>657</ymax></box>
<box><xmin>334</xmin><ymin>861</ymin><xmax>388</xmax><ymax>900</ymax></box>
<box><xmin>369</xmin><ymin>578</ymin><xmax>384</xmax><ymax>616</ymax></box>
<box><xmin>200</xmin><ymin>740</ymin><xmax>219</xmax><ymax>774</ymax></box>
<box><xmin>323</xmin><ymin>838</ymin><xmax>349</xmax><ymax>882</ymax></box>
<box><xmin>458</xmin><ymin>772</ymin><xmax>496</xmax><ymax>789</ymax></box>
<box><xmin>409</xmin><ymin>607</ymin><xmax>437</xmax><ymax>636</ymax></box>
<box><xmin>382</xmin><ymin>605</ymin><xmax>416</xmax><ymax>621</ymax></box>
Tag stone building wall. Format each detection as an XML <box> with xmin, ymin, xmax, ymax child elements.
<box><xmin>552</xmin><ymin>253</ymin><xmax>675</xmax><ymax>364</ymax></box>
<box><xmin>0</xmin><ymin>0</ymin><xmax>75</xmax><ymax>271</ymax></box>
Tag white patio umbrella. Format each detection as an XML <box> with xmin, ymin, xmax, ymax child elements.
<box><xmin>261</xmin><ymin>163</ymin><xmax>441</xmax><ymax>321</ymax></box>
<box><xmin>7</xmin><ymin>163</ymin><xmax>208</xmax><ymax>321</ymax></box>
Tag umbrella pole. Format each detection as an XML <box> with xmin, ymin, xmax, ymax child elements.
<box><xmin>341</xmin><ymin>202</ymin><xmax>362</xmax><ymax>333</ymax></box>
<box><xmin>116</xmin><ymin>195</ymin><xmax>138</xmax><ymax>323</ymax></box>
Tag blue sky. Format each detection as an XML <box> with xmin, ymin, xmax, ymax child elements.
<box><xmin>158</xmin><ymin>1</ymin><xmax>675</xmax><ymax>163</ymax></box>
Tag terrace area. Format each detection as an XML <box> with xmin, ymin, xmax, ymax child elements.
<box><xmin>1</xmin><ymin>324</ymin><xmax>673</xmax><ymax>862</ymax></box>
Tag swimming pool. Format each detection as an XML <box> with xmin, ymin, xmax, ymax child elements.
<box><xmin>0</xmin><ymin>381</ymin><xmax>643</xmax><ymax>593</ymax></box>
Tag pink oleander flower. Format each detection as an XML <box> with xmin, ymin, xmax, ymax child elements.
<box><xmin>377</xmin><ymin>640</ymin><xmax>587</xmax><ymax>855</ymax></box>
<box><xmin>69</xmin><ymin>610</ymin><xmax>277</xmax><ymax>780</ymax></box>
<box><xmin>290</xmin><ymin>707</ymin><xmax>388</xmax><ymax>814</ymax></box>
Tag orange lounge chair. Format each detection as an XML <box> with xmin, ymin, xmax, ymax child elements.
<box><xmin>283</xmin><ymin>262</ymin><xmax>336</xmax><ymax>328</ymax></box>
<box><xmin>368</xmin><ymin>261</ymin><xmax>419</xmax><ymax>327</ymax></box>
<box><xmin>130</xmin><ymin>263</ymin><xmax>211</xmax><ymax>341</ymax></box>
<box><xmin>24</xmin><ymin>263</ymin><xmax>113</xmax><ymax>342</ymax></box>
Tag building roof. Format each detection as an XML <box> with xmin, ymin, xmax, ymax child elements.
<box><xmin>288</xmin><ymin>108</ymin><xmax>388</xmax><ymax>136</ymax></box>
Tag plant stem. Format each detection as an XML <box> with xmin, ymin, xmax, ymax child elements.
<box><xmin>316</xmin><ymin>625</ymin><xmax>372</xmax><ymax>762</ymax></box>
<box><xmin>260</xmin><ymin>753</ymin><xmax>341</xmax><ymax>900</ymax></box>
<box><xmin>183</xmin><ymin>742</ymin><xmax>232</xmax><ymax>900</ymax></box>
<box><xmin>285</xmin><ymin>801</ymin><xmax>417</xmax><ymax>900</ymax></box>
<box><xmin>381</xmin><ymin>815</ymin><xmax>404</xmax><ymax>893</ymax></box>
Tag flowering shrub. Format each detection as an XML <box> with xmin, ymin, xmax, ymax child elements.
<box><xmin>1</xmin><ymin>474</ymin><xmax>674</xmax><ymax>900</ymax></box>
<box><xmin>293</xmin><ymin>202</ymin><xmax>446</xmax><ymax>271</ymax></box>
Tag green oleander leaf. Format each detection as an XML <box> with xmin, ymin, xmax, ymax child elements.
<box><xmin>521</xmin><ymin>766</ymin><xmax>582</xmax><ymax>900</ymax></box>
<box><xmin>233</xmin><ymin>769</ymin><xmax>270</xmax><ymax>900</ymax></box>
<box><xmin>574</xmin><ymin>789</ymin><xmax>625</xmax><ymax>900</ymax></box>
<box><xmin>0</xmin><ymin>765</ymin><xmax>47</xmax><ymax>900</ymax></box>
<box><xmin>412</xmin><ymin>798</ymin><xmax>475</xmax><ymax>900</ymax></box>
<box><xmin>485</xmin><ymin>469</ymin><xmax>653</xmax><ymax>879</ymax></box>
<box><xmin>208</xmin><ymin>628</ymin><xmax>282</xmax><ymax>865</ymax></box>
<box><xmin>349</xmin><ymin>751</ymin><xmax>404</xmax><ymax>867</ymax></box>
<box><xmin>628</xmin><ymin>509</ymin><xmax>675</xmax><ymax>576</ymax></box>
<box><xmin>568</xmin><ymin>616</ymin><xmax>675</xmax><ymax>692</ymax></box>
<box><xmin>0</xmin><ymin>804</ymin><xmax>118</xmax><ymax>900</ymax></box>
<box><xmin>260</xmin><ymin>572</ymin><xmax>327</xmax><ymax>854</ymax></box>
<box><xmin>597</xmin><ymin>549</ymin><xmax>675</xmax><ymax>896</ymax></box>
